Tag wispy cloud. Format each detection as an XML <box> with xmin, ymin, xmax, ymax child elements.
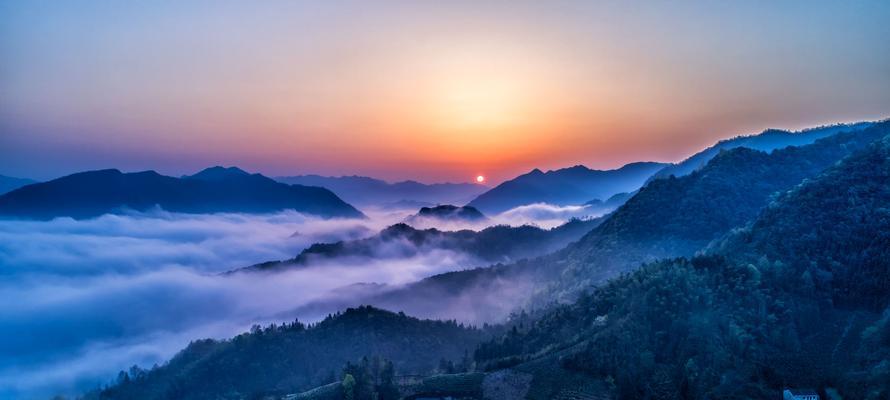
<box><xmin>400</xmin><ymin>203</ymin><xmax>602</xmax><ymax>231</ymax></box>
<box><xmin>0</xmin><ymin>205</ymin><xmax>588</xmax><ymax>398</ymax></box>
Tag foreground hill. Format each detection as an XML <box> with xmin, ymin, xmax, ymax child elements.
<box><xmin>276</xmin><ymin>175</ymin><xmax>487</xmax><ymax>208</ymax></box>
<box><xmin>0</xmin><ymin>174</ymin><xmax>36</xmax><ymax>195</ymax></box>
<box><xmin>94</xmin><ymin>306</ymin><xmax>489</xmax><ymax>400</ymax></box>
<box><xmin>466</xmin><ymin>162</ymin><xmax>667</xmax><ymax>214</ymax></box>
<box><xmin>712</xmin><ymin>133</ymin><xmax>890</xmax><ymax>310</ymax></box>
<box><xmin>649</xmin><ymin>121</ymin><xmax>872</xmax><ymax>181</ymax></box>
<box><xmin>0</xmin><ymin>166</ymin><xmax>364</xmax><ymax>219</ymax></box>
<box><xmin>473</xmin><ymin>133</ymin><xmax>890</xmax><ymax>399</ymax></box>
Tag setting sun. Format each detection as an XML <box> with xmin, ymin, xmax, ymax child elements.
<box><xmin>476</xmin><ymin>175</ymin><xmax>485</xmax><ymax>183</ymax></box>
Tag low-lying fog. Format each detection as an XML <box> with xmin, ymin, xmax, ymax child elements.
<box><xmin>0</xmin><ymin>203</ymin><xmax>601</xmax><ymax>398</ymax></box>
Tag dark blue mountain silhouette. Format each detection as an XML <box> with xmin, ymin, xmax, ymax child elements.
<box><xmin>275</xmin><ymin>175</ymin><xmax>487</xmax><ymax>208</ymax></box>
<box><xmin>649</xmin><ymin>121</ymin><xmax>873</xmax><ymax>181</ymax></box>
<box><xmin>0</xmin><ymin>166</ymin><xmax>364</xmax><ymax>219</ymax></box>
<box><xmin>0</xmin><ymin>174</ymin><xmax>36</xmax><ymax>195</ymax></box>
<box><xmin>404</xmin><ymin>204</ymin><xmax>487</xmax><ymax>225</ymax></box>
<box><xmin>466</xmin><ymin>162</ymin><xmax>667</xmax><ymax>214</ymax></box>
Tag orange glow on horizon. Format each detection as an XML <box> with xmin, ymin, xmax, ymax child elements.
<box><xmin>6</xmin><ymin>2</ymin><xmax>888</xmax><ymax>183</ymax></box>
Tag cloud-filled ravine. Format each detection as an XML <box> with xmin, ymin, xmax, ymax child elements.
<box><xmin>0</xmin><ymin>204</ymin><xmax>608</xmax><ymax>398</ymax></box>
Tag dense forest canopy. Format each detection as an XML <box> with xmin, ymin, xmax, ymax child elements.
<box><xmin>474</xmin><ymin>133</ymin><xmax>890</xmax><ymax>399</ymax></box>
<box><xmin>93</xmin><ymin>306</ymin><xmax>489</xmax><ymax>400</ymax></box>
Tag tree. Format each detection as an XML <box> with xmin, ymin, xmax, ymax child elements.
<box><xmin>342</xmin><ymin>374</ymin><xmax>356</xmax><ymax>400</ymax></box>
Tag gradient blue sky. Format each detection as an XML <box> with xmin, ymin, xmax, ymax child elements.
<box><xmin>1</xmin><ymin>1</ymin><xmax>888</xmax><ymax>183</ymax></box>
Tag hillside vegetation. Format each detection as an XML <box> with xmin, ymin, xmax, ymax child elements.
<box><xmin>474</xmin><ymin>134</ymin><xmax>890</xmax><ymax>399</ymax></box>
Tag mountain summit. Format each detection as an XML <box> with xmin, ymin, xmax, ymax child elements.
<box><xmin>184</xmin><ymin>166</ymin><xmax>251</xmax><ymax>181</ymax></box>
<box><xmin>0</xmin><ymin>174</ymin><xmax>36</xmax><ymax>195</ymax></box>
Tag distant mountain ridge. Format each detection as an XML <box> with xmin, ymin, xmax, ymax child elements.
<box><xmin>648</xmin><ymin>121</ymin><xmax>873</xmax><ymax>181</ymax></box>
<box><xmin>183</xmin><ymin>165</ymin><xmax>251</xmax><ymax>181</ymax></box>
<box><xmin>532</xmin><ymin>120</ymin><xmax>890</xmax><ymax>301</ymax></box>
<box><xmin>404</xmin><ymin>205</ymin><xmax>487</xmax><ymax>226</ymax></box>
<box><xmin>470</xmin><ymin>132</ymin><xmax>890</xmax><ymax>400</ymax></box>
<box><xmin>90</xmin><ymin>120</ymin><xmax>890</xmax><ymax>400</ymax></box>
<box><xmin>365</xmin><ymin>120</ymin><xmax>890</xmax><ymax>314</ymax></box>
<box><xmin>466</xmin><ymin>162</ymin><xmax>667</xmax><ymax>214</ymax></box>
<box><xmin>0</xmin><ymin>174</ymin><xmax>36</xmax><ymax>195</ymax></box>
<box><xmin>276</xmin><ymin>174</ymin><xmax>487</xmax><ymax>208</ymax></box>
<box><xmin>0</xmin><ymin>166</ymin><xmax>364</xmax><ymax>219</ymax></box>
<box><xmin>239</xmin><ymin>217</ymin><xmax>603</xmax><ymax>274</ymax></box>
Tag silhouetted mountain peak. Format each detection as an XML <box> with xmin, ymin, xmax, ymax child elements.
<box><xmin>380</xmin><ymin>222</ymin><xmax>423</xmax><ymax>236</ymax></box>
<box><xmin>186</xmin><ymin>166</ymin><xmax>251</xmax><ymax>181</ymax></box>
<box><xmin>0</xmin><ymin>167</ymin><xmax>364</xmax><ymax>219</ymax></box>
<box><xmin>621</xmin><ymin>161</ymin><xmax>668</xmax><ymax>170</ymax></box>
<box><xmin>0</xmin><ymin>174</ymin><xmax>38</xmax><ymax>195</ymax></box>
<box><xmin>131</xmin><ymin>170</ymin><xmax>164</xmax><ymax>178</ymax></box>
<box><xmin>78</xmin><ymin>168</ymin><xmax>123</xmax><ymax>176</ymax></box>
<box><xmin>275</xmin><ymin>175</ymin><xmax>487</xmax><ymax>207</ymax></box>
<box><xmin>758</xmin><ymin>128</ymin><xmax>791</xmax><ymax>136</ymax></box>
<box><xmin>410</xmin><ymin>204</ymin><xmax>486</xmax><ymax>222</ymax></box>
<box><xmin>561</xmin><ymin>164</ymin><xmax>591</xmax><ymax>172</ymax></box>
<box><xmin>467</xmin><ymin>162</ymin><xmax>667</xmax><ymax>214</ymax></box>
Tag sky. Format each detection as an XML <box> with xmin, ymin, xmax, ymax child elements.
<box><xmin>1</xmin><ymin>1</ymin><xmax>889</xmax><ymax>183</ymax></box>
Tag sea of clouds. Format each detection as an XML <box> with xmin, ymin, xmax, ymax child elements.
<box><xmin>397</xmin><ymin>203</ymin><xmax>598</xmax><ymax>231</ymax></box>
<box><xmin>0</xmin><ymin>204</ymin><xmax>607</xmax><ymax>399</ymax></box>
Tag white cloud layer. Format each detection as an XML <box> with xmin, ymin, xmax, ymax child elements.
<box><xmin>0</xmin><ymin>204</ymin><xmax>593</xmax><ymax>398</ymax></box>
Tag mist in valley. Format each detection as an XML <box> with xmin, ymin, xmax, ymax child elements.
<box><xmin>0</xmin><ymin>204</ymin><xmax>592</xmax><ymax>398</ymax></box>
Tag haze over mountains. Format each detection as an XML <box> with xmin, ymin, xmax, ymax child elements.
<box><xmin>276</xmin><ymin>175</ymin><xmax>488</xmax><ymax>209</ymax></box>
<box><xmin>238</xmin><ymin>217</ymin><xmax>602</xmax><ymax>274</ymax></box>
<box><xmin>465</xmin><ymin>162</ymin><xmax>667</xmax><ymax>214</ymax></box>
<box><xmin>0</xmin><ymin>166</ymin><xmax>363</xmax><ymax>220</ymax></box>
<box><xmin>469</xmin><ymin>132</ymin><xmax>890</xmax><ymax>399</ymax></box>
<box><xmin>4</xmin><ymin>0</ymin><xmax>889</xmax><ymax>397</ymax></box>
<box><xmin>2</xmin><ymin>123</ymin><xmax>872</xmax><ymax>223</ymax></box>
<box><xmin>382</xmin><ymin>120</ymin><xmax>890</xmax><ymax>311</ymax></box>
<box><xmin>3</xmin><ymin>118</ymin><xmax>889</xmax><ymax>400</ymax></box>
<box><xmin>91</xmin><ymin>120</ymin><xmax>890</xmax><ymax>400</ymax></box>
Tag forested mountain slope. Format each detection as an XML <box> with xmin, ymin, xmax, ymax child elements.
<box><xmin>473</xmin><ymin>134</ymin><xmax>890</xmax><ymax>399</ymax></box>
<box><xmin>543</xmin><ymin>120</ymin><xmax>890</xmax><ymax>299</ymax></box>
<box><xmin>89</xmin><ymin>125</ymin><xmax>890</xmax><ymax>400</ymax></box>
<box><xmin>712</xmin><ymin>133</ymin><xmax>890</xmax><ymax>310</ymax></box>
<box><xmin>342</xmin><ymin>122</ymin><xmax>890</xmax><ymax>318</ymax></box>
<box><xmin>375</xmin><ymin>121</ymin><xmax>890</xmax><ymax>312</ymax></box>
<box><xmin>95</xmin><ymin>307</ymin><xmax>488</xmax><ymax>400</ymax></box>
<box><xmin>648</xmin><ymin>121</ymin><xmax>872</xmax><ymax>181</ymax></box>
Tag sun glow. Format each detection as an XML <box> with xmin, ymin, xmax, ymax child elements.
<box><xmin>476</xmin><ymin>175</ymin><xmax>485</xmax><ymax>183</ymax></box>
<box><xmin>436</xmin><ymin>78</ymin><xmax>525</xmax><ymax>132</ymax></box>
